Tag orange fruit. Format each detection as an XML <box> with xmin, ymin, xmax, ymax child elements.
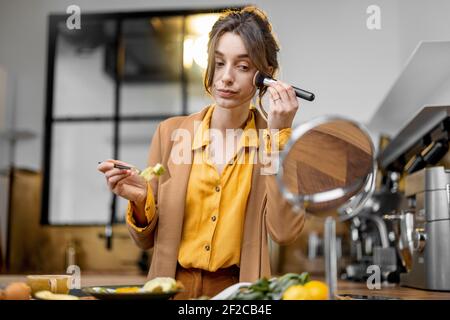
<box><xmin>115</xmin><ymin>287</ymin><xmax>140</xmax><ymax>293</ymax></box>
<box><xmin>282</xmin><ymin>285</ymin><xmax>311</xmax><ymax>300</ymax></box>
<box><xmin>4</xmin><ymin>282</ymin><xmax>31</xmax><ymax>300</ymax></box>
<box><xmin>304</xmin><ymin>280</ymin><xmax>329</xmax><ymax>300</ymax></box>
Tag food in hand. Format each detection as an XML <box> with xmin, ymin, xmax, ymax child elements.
<box><xmin>4</xmin><ymin>282</ymin><xmax>31</xmax><ymax>300</ymax></box>
<box><xmin>101</xmin><ymin>161</ymin><xmax>166</xmax><ymax>181</ymax></box>
<box><xmin>34</xmin><ymin>290</ymin><xmax>79</xmax><ymax>300</ymax></box>
<box><xmin>139</xmin><ymin>163</ymin><xmax>166</xmax><ymax>182</ymax></box>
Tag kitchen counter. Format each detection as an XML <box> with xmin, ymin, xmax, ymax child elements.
<box><xmin>0</xmin><ymin>272</ymin><xmax>148</xmax><ymax>289</ymax></box>
<box><xmin>336</xmin><ymin>280</ymin><xmax>450</xmax><ymax>300</ymax></box>
<box><xmin>1</xmin><ymin>274</ymin><xmax>450</xmax><ymax>300</ymax></box>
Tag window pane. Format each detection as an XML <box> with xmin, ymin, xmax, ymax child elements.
<box><xmin>184</xmin><ymin>13</ymin><xmax>220</xmax><ymax>113</ymax></box>
<box><xmin>119</xmin><ymin>16</ymin><xmax>183</xmax><ymax>116</ymax></box>
<box><xmin>53</xmin><ymin>21</ymin><xmax>116</xmax><ymax>117</ymax></box>
<box><xmin>49</xmin><ymin>123</ymin><xmax>113</xmax><ymax>224</ymax></box>
<box><xmin>116</xmin><ymin>121</ymin><xmax>159</xmax><ymax>221</ymax></box>
<box><xmin>0</xmin><ymin>138</ymin><xmax>9</xmax><ymax>172</ymax></box>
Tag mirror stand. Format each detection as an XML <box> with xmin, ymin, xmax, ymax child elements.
<box><xmin>324</xmin><ymin>216</ymin><xmax>338</xmax><ymax>300</ymax></box>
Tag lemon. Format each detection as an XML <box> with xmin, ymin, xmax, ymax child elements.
<box><xmin>304</xmin><ymin>281</ymin><xmax>329</xmax><ymax>300</ymax></box>
<box><xmin>282</xmin><ymin>285</ymin><xmax>311</xmax><ymax>300</ymax></box>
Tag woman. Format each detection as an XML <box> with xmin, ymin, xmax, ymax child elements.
<box><xmin>97</xmin><ymin>6</ymin><xmax>305</xmax><ymax>299</ymax></box>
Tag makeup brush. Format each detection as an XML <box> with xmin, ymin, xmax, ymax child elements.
<box><xmin>253</xmin><ymin>71</ymin><xmax>315</xmax><ymax>101</ymax></box>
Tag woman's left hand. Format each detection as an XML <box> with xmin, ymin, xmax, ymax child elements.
<box><xmin>266</xmin><ymin>80</ymin><xmax>299</xmax><ymax>130</ymax></box>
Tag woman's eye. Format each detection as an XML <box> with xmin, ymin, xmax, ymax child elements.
<box><xmin>238</xmin><ymin>65</ymin><xmax>249</xmax><ymax>71</ymax></box>
<box><xmin>215</xmin><ymin>61</ymin><xmax>224</xmax><ymax>67</ymax></box>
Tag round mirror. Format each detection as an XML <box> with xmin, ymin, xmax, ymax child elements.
<box><xmin>277</xmin><ymin>116</ymin><xmax>376</xmax><ymax>221</ymax></box>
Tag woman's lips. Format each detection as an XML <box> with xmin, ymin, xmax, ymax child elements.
<box><xmin>217</xmin><ymin>89</ymin><xmax>237</xmax><ymax>98</ymax></box>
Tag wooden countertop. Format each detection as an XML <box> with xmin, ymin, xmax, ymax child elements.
<box><xmin>1</xmin><ymin>274</ymin><xmax>449</xmax><ymax>300</ymax></box>
<box><xmin>0</xmin><ymin>273</ymin><xmax>148</xmax><ymax>288</ymax></box>
<box><xmin>336</xmin><ymin>280</ymin><xmax>450</xmax><ymax>300</ymax></box>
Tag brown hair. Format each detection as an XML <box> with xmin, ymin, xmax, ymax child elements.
<box><xmin>204</xmin><ymin>6</ymin><xmax>280</xmax><ymax>117</ymax></box>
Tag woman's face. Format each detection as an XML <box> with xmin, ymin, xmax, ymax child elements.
<box><xmin>211</xmin><ymin>32</ymin><xmax>257</xmax><ymax>109</ymax></box>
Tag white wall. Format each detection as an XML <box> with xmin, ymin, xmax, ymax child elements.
<box><xmin>368</xmin><ymin>41</ymin><xmax>450</xmax><ymax>140</ymax></box>
<box><xmin>0</xmin><ymin>0</ymin><xmax>450</xmax><ymax>171</ymax></box>
<box><xmin>397</xmin><ymin>0</ymin><xmax>450</xmax><ymax>63</ymax></box>
<box><xmin>367</xmin><ymin>0</ymin><xmax>450</xmax><ymax>142</ymax></box>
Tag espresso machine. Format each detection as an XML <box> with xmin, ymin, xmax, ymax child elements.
<box><xmin>394</xmin><ymin>166</ymin><xmax>450</xmax><ymax>290</ymax></box>
<box><xmin>376</xmin><ymin>106</ymin><xmax>450</xmax><ymax>291</ymax></box>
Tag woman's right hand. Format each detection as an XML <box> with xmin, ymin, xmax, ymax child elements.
<box><xmin>97</xmin><ymin>160</ymin><xmax>148</xmax><ymax>204</ymax></box>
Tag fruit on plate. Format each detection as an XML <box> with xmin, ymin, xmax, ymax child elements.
<box><xmin>229</xmin><ymin>273</ymin><xmax>310</xmax><ymax>300</ymax></box>
<box><xmin>303</xmin><ymin>280</ymin><xmax>329</xmax><ymax>300</ymax></box>
<box><xmin>282</xmin><ymin>285</ymin><xmax>311</xmax><ymax>300</ymax></box>
<box><xmin>229</xmin><ymin>273</ymin><xmax>329</xmax><ymax>300</ymax></box>
<box><xmin>282</xmin><ymin>280</ymin><xmax>329</xmax><ymax>300</ymax></box>
<box><xmin>34</xmin><ymin>290</ymin><xmax>79</xmax><ymax>300</ymax></box>
<box><xmin>4</xmin><ymin>282</ymin><xmax>31</xmax><ymax>300</ymax></box>
<box><xmin>115</xmin><ymin>287</ymin><xmax>141</xmax><ymax>293</ymax></box>
<box><xmin>142</xmin><ymin>277</ymin><xmax>184</xmax><ymax>293</ymax></box>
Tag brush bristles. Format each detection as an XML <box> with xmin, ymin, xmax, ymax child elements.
<box><xmin>254</xmin><ymin>71</ymin><xmax>267</xmax><ymax>88</ymax></box>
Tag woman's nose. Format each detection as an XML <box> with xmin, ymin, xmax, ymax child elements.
<box><xmin>221</xmin><ymin>65</ymin><xmax>234</xmax><ymax>84</ymax></box>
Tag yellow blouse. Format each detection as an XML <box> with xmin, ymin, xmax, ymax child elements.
<box><xmin>126</xmin><ymin>105</ymin><xmax>292</xmax><ymax>272</ymax></box>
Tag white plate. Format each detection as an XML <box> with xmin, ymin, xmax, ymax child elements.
<box><xmin>210</xmin><ymin>282</ymin><xmax>252</xmax><ymax>300</ymax></box>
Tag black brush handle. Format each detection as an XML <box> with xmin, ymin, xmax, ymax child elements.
<box><xmin>292</xmin><ymin>85</ymin><xmax>315</xmax><ymax>101</ymax></box>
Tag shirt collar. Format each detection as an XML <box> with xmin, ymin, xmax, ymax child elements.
<box><xmin>192</xmin><ymin>104</ymin><xmax>259</xmax><ymax>150</ymax></box>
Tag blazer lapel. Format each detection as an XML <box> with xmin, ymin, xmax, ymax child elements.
<box><xmin>239</xmin><ymin>110</ymin><xmax>269</xmax><ymax>281</ymax></box>
<box><xmin>151</xmin><ymin>107</ymin><xmax>209</xmax><ymax>277</ymax></box>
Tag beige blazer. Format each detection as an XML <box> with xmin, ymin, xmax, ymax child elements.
<box><xmin>127</xmin><ymin>106</ymin><xmax>305</xmax><ymax>282</ymax></box>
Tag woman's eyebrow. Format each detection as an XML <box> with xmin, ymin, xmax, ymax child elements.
<box><xmin>215</xmin><ymin>50</ymin><xmax>249</xmax><ymax>59</ymax></box>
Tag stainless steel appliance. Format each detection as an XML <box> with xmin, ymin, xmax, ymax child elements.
<box><xmin>342</xmin><ymin>106</ymin><xmax>450</xmax><ymax>286</ymax></box>
<box><xmin>376</xmin><ymin>106</ymin><xmax>450</xmax><ymax>291</ymax></box>
<box><xmin>397</xmin><ymin>166</ymin><xmax>450</xmax><ymax>291</ymax></box>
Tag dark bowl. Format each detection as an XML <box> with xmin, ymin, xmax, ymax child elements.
<box><xmin>81</xmin><ymin>285</ymin><xmax>183</xmax><ymax>300</ymax></box>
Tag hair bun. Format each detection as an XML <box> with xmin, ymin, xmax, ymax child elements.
<box><xmin>241</xmin><ymin>6</ymin><xmax>271</xmax><ymax>30</ymax></box>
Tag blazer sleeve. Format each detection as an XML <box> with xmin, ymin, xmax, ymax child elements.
<box><xmin>265</xmin><ymin>174</ymin><xmax>305</xmax><ymax>245</ymax></box>
<box><xmin>263</xmin><ymin>128</ymin><xmax>306</xmax><ymax>245</ymax></box>
<box><xmin>126</xmin><ymin>123</ymin><xmax>163</xmax><ymax>250</ymax></box>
